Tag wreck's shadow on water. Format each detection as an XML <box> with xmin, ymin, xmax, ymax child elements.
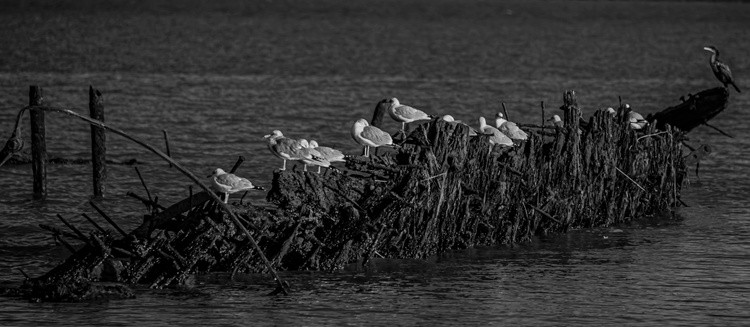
<box><xmin>1</xmin><ymin>0</ymin><xmax>750</xmax><ymax>325</ymax></box>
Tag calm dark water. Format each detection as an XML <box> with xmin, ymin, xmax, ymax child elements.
<box><xmin>1</xmin><ymin>0</ymin><xmax>749</xmax><ymax>325</ymax></box>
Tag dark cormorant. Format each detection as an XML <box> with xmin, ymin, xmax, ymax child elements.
<box><xmin>703</xmin><ymin>46</ymin><xmax>741</xmax><ymax>93</ymax></box>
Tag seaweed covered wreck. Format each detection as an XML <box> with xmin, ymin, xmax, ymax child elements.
<box><xmin>0</xmin><ymin>87</ymin><xmax>730</xmax><ymax>302</ymax></box>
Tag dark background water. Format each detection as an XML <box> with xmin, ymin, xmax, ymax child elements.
<box><xmin>1</xmin><ymin>0</ymin><xmax>749</xmax><ymax>325</ymax></box>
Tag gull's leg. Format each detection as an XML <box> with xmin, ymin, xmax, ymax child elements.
<box><xmin>317</xmin><ymin>166</ymin><xmax>321</xmax><ymax>174</ymax></box>
<box><xmin>401</xmin><ymin>122</ymin><xmax>405</xmax><ymax>132</ymax></box>
<box><xmin>281</xmin><ymin>159</ymin><xmax>287</xmax><ymax>171</ymax></box>
<box><xmin>224</xmin><ymin>193</ymin><xmax>229</xmax><ymax>203</ymax></box>
<box><xmin>304</xmin><ymin>164</ymin><xmax>308</xmax><ymax>172</ymax></box>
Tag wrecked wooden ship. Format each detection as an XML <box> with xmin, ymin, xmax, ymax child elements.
<box><xmin>0</xmin><ymin>85</ymin><xmax>731</xmax><ymax>301</ymax></box>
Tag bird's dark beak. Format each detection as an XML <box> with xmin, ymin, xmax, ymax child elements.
<box><xmin>206</xmin><ymin>173</ymin><xmax>213</xmax><ymax>178</ymax></box>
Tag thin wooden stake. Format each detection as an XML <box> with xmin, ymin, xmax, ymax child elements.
<box><xmin>614</xmin><ymin>167</ymin><xmax>646</xmax><ymax>192</ymax></box>
<box><xmin>134</xmin><ymin>166</ymin><xmax>152</xmax><ymax>203</ymax></box>
<box><xmin>17</xmin><ymin>268</ymin><xmax>30</xmax><ymax>279</ymax></box>
<box><xmin>29</xmin><ymin>86</ymin><xmax>47</xmax><ymax>200</ymax></box>
<box><xmin>89</xmin><ymin>86</ymin><xmax>106</xmax><ymax>198</ymax></box>
<box><xmin>501</xmin><ymin>102</ymin><xmax>510</xmax><ymax>121</ymax></box>
<box><xmin>540</xmin><ymin>101</ymin><xmax>545</xmax><ymax>127</ymax></box>
<box><xmin>56</xmin><ymin>214</ymin><xmax>90</xmax><ymax>245</ymax></box>
<box><xmin>230</xmin><ymin>156</ymin><xmax>245</xmax><ymax>173</ymax></box>
<box><xmin>17</xmin><ymin>104</ymin><xmax>289</xmax><ymax>295</ymax></box>
<box><xmin>703</xmin><ymin>122</ymin><xmax>734</xmax><ymax>138</ymax></box>
<box><xmin>81</xmin><ymin>213</ymin><xmax>107</xmax><ymax>234</ymax></box>
<box><xmin>89</xmin><ymin>201</ymin><xmax>128</xmax><ymax>238</ymax></box>
<box><xmin>56</xmin><ymin>235</ymin><xmax>77</xmax><ymax>253</ymax></box>
<box><xmin>162</xmin><ymin>129</ymin><xmax>172</xmax><ymax>167</ymax></box>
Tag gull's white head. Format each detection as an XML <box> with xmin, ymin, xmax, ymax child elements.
<box><xmin>479</xmin><ymin>116</ymin><xmax>488</xmax><ymax>127</ymax></box>
<box><xmin>309</xmin><ymin>140</ymin><xmax>319</xmax><ymax>148</ymax></box>
<box><xmin>494</xmin><ymin>112</ymin><xmax>507</xmax><ymax>127</ymax></box>
<box><xmin>389</xmin><ymin>97</ymin><xmax>401</xmax><ymax>107</ymax></box>
<box><xmin>355</xmin><ymin>118</ymin><xmax>369</xmax><ymax>127</ymax></box>
<box><xmin>606</xmin><ymin>107</ymin><xmax>616</xmax><ymax>115</ymax></box>
<box><xmin>209</xmin><ymin>168</ymin><xmax>227</xmax><ymax>178</ymax></box>
<box><xmin>442</xmin><ymin>115</ymin><xmax>455</xmax><ymax>122</ymax></box>
<box><xmin>263</xmin><ymin>130</ymin><xmax>284</xmax><ymax>139</ymax></box>
<box><xmin>549</xmin><ymin>115</ymin><xmax>562</xmax><ymax>122</ymax></box>
<box><xmin>299</xmin><ymin>139</ymin><xmax>310</xmax><ymax>148</ymax></box>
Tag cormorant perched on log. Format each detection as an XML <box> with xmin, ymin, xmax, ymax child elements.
<box><xmin>703</xmin><ymin>46</ymin><xmax>741</xmax><ymax>93</ymax></box>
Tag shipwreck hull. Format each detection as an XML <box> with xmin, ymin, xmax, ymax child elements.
<box><xmin>2</xmin><ymin>97</ymin><xmax>692</xmax><ymax>302</ymax></box>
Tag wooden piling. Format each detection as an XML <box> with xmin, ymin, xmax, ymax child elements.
<box><xmin>370</xmin><ymin>99</ymin><xmax>389</xmax><ymax>128</ymax></box>
<box><xmin>29</xmin><ymin>85</ymin><xmax>47</xmax><ymax>200</ymax></box>
<box><xmin>89</xmin><ymin>86</ymin><xmax>106</xmax><ymax>198</ymax></box>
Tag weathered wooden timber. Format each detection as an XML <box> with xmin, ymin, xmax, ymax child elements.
<box><xmin>0</xmin><ymin>87</ymin><xmax>731</xmax><ymax>302</ymax></box>
<box><xmin>648</xmin><ymin>87</ymin><xmax>729</xmax><ymax>132</ymax></box>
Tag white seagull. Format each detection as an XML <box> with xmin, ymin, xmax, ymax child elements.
<box><xmin>494</xmin><ymin>112</ymin><xmax>528</xmax><ymax>141</ymax></box>
<box><xmin>606</xmin><ymin>107</ymin><xmax>616</xmax><ymax>116</ymax></box>
<box><xmin>387</xmin><ymin>97</ymin><xmax>433</xmax><ymax>132</ymax></box>
<box><xmin>626</xmin><ymin>105</ymin><xmax>647</xmax><ymax>130</ymax></box>
<box><xmin>263</xmin><ymin>130</ymin><xmax>302</xmax><ymax>170</ymax></box>
<box><xmin>309</xmin><ymin>140</ymin><xmax>345</xmax><ymax>164</ymax></box>
<box><xmin>208</xmin><ymin>168</ymin><xmax>264</xmax><ymax>203</ymax></box>
<box><xmin>478</xmin><ymin>117</ymin><xmax>513</xmax><ymax>146</ymax></box>
<box><xmin>298</xmin><ymin>139</ymin><xmax>331</xmax><ymax>173</ymax></box>
<box><xmin>548</xmin><ymin>115</ymin><xmax>564</xmax><ymax>128</ymax></box>
<box><xmin>351</xmin><ymin>118</ymin><xmax>394</xmax><ymax>157</ymax></box>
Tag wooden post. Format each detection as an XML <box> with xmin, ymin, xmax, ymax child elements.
<box><xmin>370</xmin><ymin>99</ymin><xmax>389</xmax><ymax>128</ymax></box>
<box><xmin>29</xmin><ymin>85</ymin><xmax>47</xmax><ymax>200</ymax></box>
<box><xmin>89</xmin><ymin>86</ymin><xmax>106</xmax><ymax>198</ymax></box>
<box><xmin>560</xmin><ymin>90</ymin><xmax>580</xmax><ymax>128</ymax></box>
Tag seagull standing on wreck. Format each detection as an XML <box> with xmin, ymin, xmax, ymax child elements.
<box><xmin>309</xmin><ymin>140</ymin><xmax>345</xmax><ymax>165</ymax></box>
<box><xmin>703</xmin><ymin>46</ymin><xmax>741</xmax><ymax>93</ymax></box>
<box><xmin>298</xmin><ymin>139</ymin><xmax>331</xmax><ymax>173</ymax></box>
<box><xmin>494</xmin><ymin>112</ymin><xmax>528</xmax><ymax>141</ymax></box>
<box><xmin>549</xmin><ymin>115</ymin><xmax>564</xmax><ymax>128</ymax></box>
<box><xmin>387</xmin><ymin>97</ymin><xmax>433</xmax><ymax>132</ymax></box>
<box><xmin>625</xmin><ymin>104</ymin><xmax>648</xmax><ymax>130</ymax></box>
<box><xmin>351</xmin><ymin>118</ymin><xmax>393</xmax><ymax>157</ymax></box>
<box><xmin>208</xmin><ymin>168</ymin><xmax>264</xmax><ymax>203</ymax></box>
<box><xmin>478</xmin><ymin>117</ymin><xmax>513</xmax><ymax>146</ymax></box>
<box><xmin>263</xmin><ymin>130</ymin><xmax>300</xmax><ymax>170</ymax></box>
